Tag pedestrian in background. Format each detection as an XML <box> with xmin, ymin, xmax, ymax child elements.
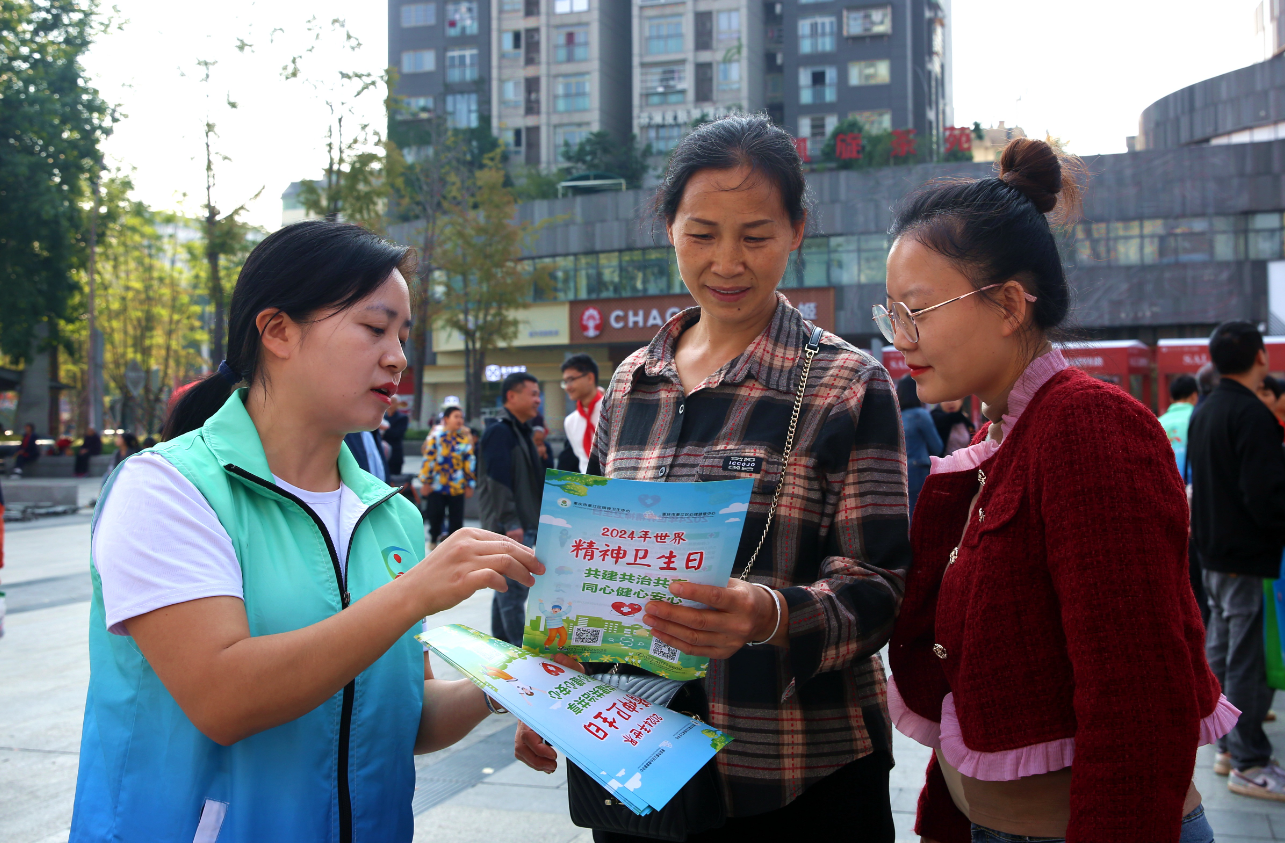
<box><xmin>419</xmin><ymin>405</ymin><xmax>475</xmax><ymax>548</ymax></box>
<box><xmin>1160</xmin><ymin>373</ymin><xmax>1199</xmax><ymax>481</ymax></box>
<box><xmin>74</xmin><ymin>428</ymin><xmax>102</xmax><ymax>477</ymax></box>
<box><xmin>343</xmin><ymin>427</ymin><xmax>387</xmax><ymax>481</ymax></box>
<box><xmin>1189</xmin><ymin>320</ymin><xmax>1285</xmax><ymax>799</ymax></box>
<box><xmin>477</xmin><ymin>371</ymin><xmax>543</xmax><ymax>646</ymax></box>
<box><xmin>898</xmin><ymin>373</ymin><xmax>942</xmax><ymax>521</ymax></box>
<box><xmin>931</xmin><ymin>398</ymin><xmax>975</xmax><ymax>457</ymax></box>
<box><xmin>1196</xmin><ymin>360</ymin><xmax>1221</xmax><ymax>405</ymax></box>
<box><xmin>384</xmin><ymin>400</ymin><xmax>410</xmax><ymax>475</ymax></box>
<box><xmin>109</xmin><ymin>432</ymin><xmax>139</xmax><ymax>470</ymax></box>
<box><xmin>887</xmin><ymin>137</ymin><xmax>1226</xmax><ymax>842</ymax></box>
<box><xmin>13</xmin><ymin>422</ymin><xmax>39</xmax><ymax>476</ymax></box>
<box><xmin>559</xmin><ymin>353</ymin><xmax>603</xmax><ymax>473</ymax></box>
<box><xmin>531</xmin><ymin>425</ymin><xmax>554</xmax><ymax>470</ymax></box>
<box><xmin>1256</xmin><ymin>375</ymin><xmax>1285</xmax><ymax>428</ymax></box>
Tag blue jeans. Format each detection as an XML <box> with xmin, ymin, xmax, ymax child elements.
<box><xmin>490</xmin><ymin>528</ymin><xmax>536</xmax><ymax>645</ymax></box>
<box><xmin>971</xmin><ymin>804</ymin><xmax>1214</xmax><ymax>843</ymax></box>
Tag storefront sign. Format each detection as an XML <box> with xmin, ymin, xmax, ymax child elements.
<box><xmin>435</xmin><ymin>302</ymin><xmax>570</xmax><ymax>352</ymax></box>
<box><xmin>570</xmin><ymin>288</ymin><xmax>835</xmax><ymax>345</ymax></box>
<box><xmin>485</xmin><ymin>364</ymin><xmax>528</xmax><ymax>382</ymax></box>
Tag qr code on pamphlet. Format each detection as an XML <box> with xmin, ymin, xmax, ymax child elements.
<box><xmin>572</xmin><ymin>627</ymin><xmax>603</xmax><ymax>646</ymax></box>
<box><xmin>649</xmin><ymin>636</ymin><xmax>681</xmax><ymax>664</ymax></box>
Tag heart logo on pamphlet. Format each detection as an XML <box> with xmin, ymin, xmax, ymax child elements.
<box><xmin>612</xmin><ymin>602</ymin><xmax>643</xmax><ymax>616</ymax></box>
<box><xmin>542</xmin><ymin>663</ymin><xmax>566</xmax><ymax>676</ymax></box>
<box><xmin>638</xmin><ymin>494</ymin><xmax>662</xmax><ymax>507</ymax></box>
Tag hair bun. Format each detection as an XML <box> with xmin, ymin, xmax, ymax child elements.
<box><xmin>998</xmin><ymin>138</ymin><xmax>1062</xmax><ymax>214</ymax></box>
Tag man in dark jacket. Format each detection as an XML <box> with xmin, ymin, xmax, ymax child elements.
<box><xmin>478</xmin><ymin>372</ymin><xmax>544</xmax><ymax>644</ymax></box>
<box><xmin>1190</xmin><ymin>320</ymin><xmax>1285</xmax><ymax>798</ymax></box>
<box><xmin>383</xmin><ymin>402</ymin><xmax>410</xmax><ymax>475</ymax></box>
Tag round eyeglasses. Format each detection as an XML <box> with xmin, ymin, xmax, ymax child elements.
<box><xmin>871</xmin><ymin>283</ymin><xmax>1037</xmax><ymax>344</ymax></box>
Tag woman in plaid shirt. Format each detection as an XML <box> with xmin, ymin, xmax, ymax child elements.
<box><xmin>514</xmin><ymin>115</ymin><xmax>912</xmax><ymax>840</ymax></box>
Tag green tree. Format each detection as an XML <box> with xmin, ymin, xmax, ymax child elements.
<box><xmin>195</xmin><ymin>58</ymin><xmax>260</xmax><ymax>367</ymax></box>
<box><xmin>560</xmin><ymin>131</ymin><xmax>652</xmax><ymax>188</ymax></box>
<box><xmin>78</xmin><ymin>177</ymin><xmax>208</xmax><ymax>432</ymax></box>
<box><xmin>0</xmin><ymin>0</ymin><xmax>111</xmax><ymax>362</ymax></box>
<box><xmin>434</xmin><ymin>149</ymin><xmax>554</xmax><ymax>421</ymax></box>
<box><xmin>285</xmin><ymin>17</ymin><xmax>390</xmax><ymax>230</ymax></box>
<box><xmin>819</xmin><ymin>117</ymin><xmax>924</xmax><ymax>171</ymax></box>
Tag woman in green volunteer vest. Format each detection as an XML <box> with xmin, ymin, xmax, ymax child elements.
<box><xmin>71</xmin><ymin>220</ymin><xmax>543</xmax><ymax>842</ymax></box>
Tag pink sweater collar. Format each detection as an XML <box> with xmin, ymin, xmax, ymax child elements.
<box><xmin>929</xmin><ymin>348</ymin><xmax>1069</xmax><ymax>475</ymax></box>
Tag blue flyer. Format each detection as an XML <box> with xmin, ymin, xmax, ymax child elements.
<box><xmin>419</xmin><ymin>624</ymin><xmax>732</xmax><ymax>815</ymax></box>
<box><xmin>522</xmin><ymin>469</ymin><xmax>754</xmax><ymax>680</ymax></box>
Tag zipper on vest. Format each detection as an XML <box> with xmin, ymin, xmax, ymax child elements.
<box><xmin>224</xmin><ymin>465</ymin><xmax>400</xmax><ymax>843</ymax></box>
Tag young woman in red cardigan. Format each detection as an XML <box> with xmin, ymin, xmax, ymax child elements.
<box><xmin>883</xmin><ymin>138</ymin><xmax>1236</xmax><ymax>843</ymax></box>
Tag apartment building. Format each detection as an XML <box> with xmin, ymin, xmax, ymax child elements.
<box><xmin>632</xmin><ymin>1</ymin><xmax>765</xmax><ymax>160</ymax></box>
<box><xmin>772</xmin><ymin>0</ymin><xmax>952</xmax><ymax>160</ymax></box>
<box><xmin>490</xmin><ymin>0</ymin><xmax>632</xmax><ymax>169</ymax></box>
<box><xmin>389</xmin><ymin>1</ymin><xmax>491</xmax><ymax>131</ymax></box>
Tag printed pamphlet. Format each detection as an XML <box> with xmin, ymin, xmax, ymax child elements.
<box><xmin>419</xmin><ymin>623</ymin><xmax>732</xmax><ymax>816</ymax></box>
<box><xmin>521</xmin><ymin>470</ymin><xmax>754</xmax><ymax>680</ymax></box>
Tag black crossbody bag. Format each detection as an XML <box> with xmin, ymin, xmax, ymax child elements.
<box><xmin>565</xmin><ymin>325</ymin><xmax>823</xmax><ymax>841</ymax></box>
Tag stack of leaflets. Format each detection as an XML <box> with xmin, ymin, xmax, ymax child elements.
<box><xmin>522</xmin><ymin>470</ymin><xmax>755</xmax><ymax>681</ymax></box>
<box><xmin>419</xmin><ymin>624</ymin><xmax>732</xmax><ymax>816</ymax></box>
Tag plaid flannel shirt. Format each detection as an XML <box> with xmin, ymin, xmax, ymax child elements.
<box><xmin>590</xmin><ymin>293</ymin><xmax>911</xmax><ymax>815</ymax></box>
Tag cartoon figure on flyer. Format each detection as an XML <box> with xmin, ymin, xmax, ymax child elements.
<box><xmin>538</xmin><ymin>599</ymin><xmax>572</xmax><ymax>651</ymax></box>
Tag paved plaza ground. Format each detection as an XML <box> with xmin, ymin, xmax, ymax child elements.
<box><xmin>4</xmin><ymin>477</ymin><xmax>1285</xmax><ymax>841</ymax></box>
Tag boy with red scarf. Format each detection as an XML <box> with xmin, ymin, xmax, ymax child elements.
<box><xmin>559</xmin><ymin>354</ymin><xmax>603</xmax><ymax>473</ymax></box>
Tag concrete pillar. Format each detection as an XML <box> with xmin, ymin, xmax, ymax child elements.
<box><xmin>15</xmin><ymin>322</ymin><xmax>51</xmax><ymax>436</ymax></box>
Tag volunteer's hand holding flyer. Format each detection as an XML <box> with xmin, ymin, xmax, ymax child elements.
<box><xmin>521</xmin><ymin>470</ymin><xmax>755</xmax><ymax>680</ymax></box>
<box><xmin>419</xmin><ymin>624</ymin><xmax>732</xmax><ymax>816</ymax></box>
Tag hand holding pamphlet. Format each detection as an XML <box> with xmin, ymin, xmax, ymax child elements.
<box><xmin>419</xmin><ymin>623</ymin><xmax>732</xmax><ymax>816</ymax></box>
<box><xmin>521</xmin><ymin>470</ymin><xmax>754</xmax><ymax>680</ymax></box>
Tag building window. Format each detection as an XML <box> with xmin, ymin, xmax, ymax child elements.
<box><xmin>401</xmin><ymin>3</ymin><xmax>436</xmax><ymax>27</ymax></box>
<box><xmin>799</xmin><ymin>16</ymin><xmax>836</xmax><ymax>53</ymax></box>
<box><xmin>445</xmin><ymin>92</ymin><xmax>479</xmax><ymax>128</ymax></box>
<box><xmin>525</xmin><ymin>76</ymin><xmax>541</xmax><ymax>114</ymax></box>
<box><xmin>695</xmin><ymin>62</ymin><xmax>713</xmax><ymax>102</ymax></box>
<box><xmin>799</xmin><ymin>66</ymin><xmax>837</xmax><ymax>104</ymax></box>
<box><xmin>501</xmin><ymin>0</ymin><xmax>523</xmax><ymax>12</ymax></box>
<box><xmin>446</xmin><ymin>48</ymin><xmax>479</xmax><ymax>82</ymax></box>
<box><xmin>525</xmin><ymin>27</ymin><xmax>540</xmax><ymax>64</ymax></box>
<box><xmin>848</xmin><ymin>59</ymin><xmax>890</xmax><ymax>86</ymax></box>
<box><xmin>695</xmin><ymin>11</ymin><xmax>713</xmax><ymax>51</ymax></box>
<box><xmin>401</xmin><ymin>49</ymin><xmax>436</xmax><ymax>73</ymax></box>
<box><xmin>502</xmin><ymin>30</ymin><xmax>522</xmax><ymax>59</ymax></box>
<box><xmin>556</xmin><ymin>123</ymin><xmax>591</xmax><ymax>160</ymax></box>
<box><xmin>765</xmin><ymin>73</ymin><xmax>783</xmax><ymax>98</ymax></box>
<box><xmin>844</xmin><ymin>5</ymin><xmax>893</xmax><ymax>37</ymax></box>
<box><xmin>641</xmin><ymin>64</ymin><xmax>686</xmax><ymax>105</ymax></box>
<box><xmin>554</xmin><ymin>73</ymin><xmax>590</xmax><ymax>112</ymax></box>
<box><xmin>645</xmin><ymin>124</ymin><xmax>684</xmax><ymax>153</ymax></box>
<box><xmin>501</xmin><ymin>79</ymin><xmax>523</xmax><ymax>108</ymax></box>
<box><xmin>446</xmin><ymin>2</ymin><xmax>478</xmax><ymax>36</ymax></box>
<box><xmin>799</xmin><ymin>114</ymin><xmax>837</xmax><ymax>146</ymax></box>
<box><xmin>503</xmin><ymin>127</ymin><xmax>523</xmax><ymax>150</ymax></box>
<box><xmin>849</xmin><ymin>109</ymin><xmax>891</xmax><ymax>133</ymax></box>
<box><xmin>718</xmin><ymin>60</ymin><xmax>741</xmax><ymax>91</ymax></box>
<box><xmin>646</xmin><ymin>15</ymin><xmax>683</xmax><ymax>55</ymax></box>
<box><xmin>555</xmin><ymin>25</ymin><xmax>589</xmax><ymax>62</ymax></box>
<box><xmin>554</xmin><ymin>0</ymin><xmax>588</xmax><ymax>11</ymax></box>
<box><xmin>398</xmin><ymin>96</ymin><xmax>435</xmax><ymax>119</ymax></box>
<box><xmin>717</xmin><ymin>10</ymin><xmax>740</xmax><ymax>39</ymax></box>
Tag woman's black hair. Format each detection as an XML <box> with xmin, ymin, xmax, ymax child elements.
<box><xmin>888</xmin><ymin>137</ymin><xmax>1085</xmax><ymax>338</ymax></box>
<box><xmin>651</xmin><ymin>112</ymin><xmax>814</xmax><ymax>284</ymax></box>
<box><xmin>896</xmin><ymin>374</ymin><xmax>922</xmax><ymax>410</ymax></box>
<box><xmin>163</xmin><ymin>220</ymin><xmax>415</xmax><ymax>440</ymax></box>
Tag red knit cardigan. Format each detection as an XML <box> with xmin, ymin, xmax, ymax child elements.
<box><xmin>888</xmin><ymin>368</ymin><xmax>1221</xmax><ymax>843</ymax></box>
